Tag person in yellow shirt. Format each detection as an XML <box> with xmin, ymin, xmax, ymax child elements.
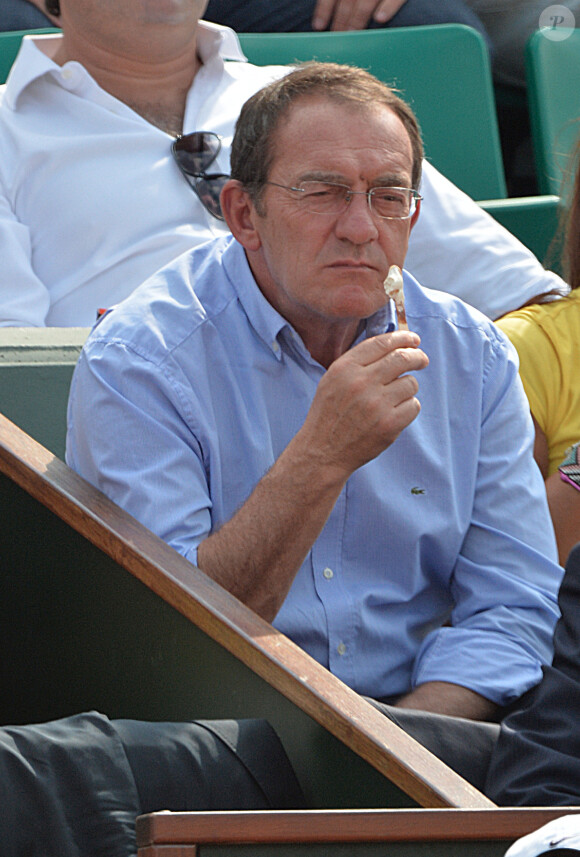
<box><xmin>496</xmin><ymin>148</ymin><xmax>580</xmax><ymax>566</ymax></box>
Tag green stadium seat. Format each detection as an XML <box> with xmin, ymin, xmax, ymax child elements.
<box><xmin>525</xmin><ymin>28</ymin><xmax>580</xmax><ymax>196</ymax></box>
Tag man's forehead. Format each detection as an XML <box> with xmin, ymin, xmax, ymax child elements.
<box><xmin>272</xmin><ymin>98</ymin><xmax>414</xmax><ymax>178</ymax></box>
<box><xmin>282</xmin><ymin>94</ymin><xmax>398</xmax><ymax>125</ymax></box>
<box><xmin>279</xmin><ymin>98</ymin><xmax>411</xmax><ymax>149</ymax></box>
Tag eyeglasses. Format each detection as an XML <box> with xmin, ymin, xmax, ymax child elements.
<box><xmin>265</xmin><ymin>180</ymin><xmax>422</xmax><ymax>220</ymax></box>
<box><xmin>172</xmin><ymin>131</ymin><xmax>230</xmax><ymax>221</ymax></box>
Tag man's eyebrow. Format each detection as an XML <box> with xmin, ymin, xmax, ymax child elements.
<box><xmin>371</xmin><ymin>173</ymin><xmax>413</xmax><ymax>187</ymax></box>
<box><xmin>294</xmin><ymin>170</ymin><xmax>413</xmax><ymax>187</ymax></box>
<box><xmin>295</xmin><ymin>170</ymin><xmax>346</xmax><ymax>183</ymax></box>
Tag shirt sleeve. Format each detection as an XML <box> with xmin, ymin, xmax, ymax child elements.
<box><xmin>66</xmin><ymin>336</ymin><xmax>212</xmax><ymax>567</ymax></box>
<box><xmin>0</xmin><ymin>171</ymin><xmax>51</xmax><ymax>326</ymax></box>
<box><xmin>411</xmin><ymin>328</ymin><xmax>563</xmax><ymax>705</ymax></box>
<box><xmin>406</xmin><ymin>161</ymin><xmax>568</xmax><ymax>321</ymax></box>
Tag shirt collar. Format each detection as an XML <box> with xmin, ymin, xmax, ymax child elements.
<box><xmin>196</xmin><ymin>20</ymin><xmax>247</xmax><ymax>63</ymax></box>
<box><xmin>222</xmin><ymin>239</ymin><xmax>293</xmax><ymax>360</ymax></box>
<box><xmin>222</xmin><ymin>238</ymin><xmax>400</xmax><ymax>363</ymax></box>
<box><xmin>3</xmin><ymin>20</ymin><xmax>246</xmax><ymax>110</ymax></box>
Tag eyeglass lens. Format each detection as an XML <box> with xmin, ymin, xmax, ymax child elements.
<box><xmin>194</xmin><ymin>174</ymin><xmax>230</xmax><ymax>220</ymax></box>
<box><xmin>298</xmin><ymin>182</ymin><xmax>417</xmax><ymax>218</ymax></box>
<box><xmin>173</xmin><ymin>132</ymin><xmax>221</xmax><ymax>173</ymax></box>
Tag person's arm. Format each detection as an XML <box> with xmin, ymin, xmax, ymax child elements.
<box><xmin>312</xmin><ymin>0</ymin><xmax>408</xmax><ymax>31</ymax></box>
<box><xmin>68</xmin><ymin>326</ymin><xmax>428</xmax><ymax>621</ymax></box>
<box><xmin>501</xmin><ymin>313</ymin><xmax>580</xmax><ymax>568</ymax></box>
<box><xmin>395</xmin><ymin>681</ymin><xmax>499</xmax><ymax>721</ymax></box>
<box><xmin>407</xmin><ymin>330</ymin><xmax>561</xmax><ymax>710</ymax></box>
<box><xmin>197</xmin><ymin>331</ymin><xmax>428</xmax><ymax>621</ymax></box>
<box><xmin>535</xmin><ymin>420</ymin><xmax>580</xmax><ymax>566</ymax></box>
<box><xmin>546</xmin><ymin>472</ymin><xmax>580</xmax><ymax>566</ymax></box>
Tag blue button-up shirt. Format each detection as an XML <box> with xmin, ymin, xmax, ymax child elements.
<box><xmin>67</xmin><ymin>236</ymin><xmax>563</xmax><ymax>705</ymax></box>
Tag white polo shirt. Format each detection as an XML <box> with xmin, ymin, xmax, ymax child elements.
<box><xmin>0</xmin><ymin>24</ymin><xmax>286</xmax><ymax>325</ymax></box>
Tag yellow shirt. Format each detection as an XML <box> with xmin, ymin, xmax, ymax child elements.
<box><xmin>496</xmin><ymin>290</ymin><xmax>580</xmax><ymax>475</ymax></box>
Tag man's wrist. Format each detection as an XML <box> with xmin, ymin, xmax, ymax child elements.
<box><xmin>559</xmin><ymin>441</ymin><xmax>580</xmax><ymax>491</ymax></box>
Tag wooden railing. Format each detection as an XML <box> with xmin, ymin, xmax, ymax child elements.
<box><xmin>136</xmin><ymin>808</ymin><xmax>580</xmax><ymax>857</ymax></box>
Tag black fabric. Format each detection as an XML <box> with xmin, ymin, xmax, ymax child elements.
<box><xmin>0</xmin><ymin>712</ymin><xmax>140</xmax><ymax>857</ymax></box>
<box><xmin>0</xmin><ymin>711</ymin><xmax>305</xmax><ymax>857</ymax></box>
<box><xmin>367</xmin><ymin>698</ymin><xmax>499</xmax><ymax>793</ymax></box>
<box><xmin>114</xmin><ymin>717</ymin><xmax>305</xmax><ymax>813</ymax></box>
<box><xmin>0</xmin><ymin>0</ymin><xmax>55</xmax><ymax>30</ymax></box>
<box><xmin>204</xmin><ymin>0</ymin><xmax>490</xmax><ymax>46</ymax></box>
<box><xmin>485</xmin><ymin>543</ymin><xmax>580</xmax><ymax>806</ymax></box>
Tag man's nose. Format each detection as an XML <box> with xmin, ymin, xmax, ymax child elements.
<box><xmin>334</xmin><ymin>192</ymin><xmax>379</xmax><ymax>243</ymax></box>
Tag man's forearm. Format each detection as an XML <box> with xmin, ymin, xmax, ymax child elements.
<box><xmin>197</xmin><ymin>434</ymin><xmax>348</xmax><ymax>621</ymax></box>
<box><xmin>395</xmin><ymin>681</ymin><xmax>499</xmax><ymax>721</ymax></box>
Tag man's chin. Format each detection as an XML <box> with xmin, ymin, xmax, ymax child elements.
<box><xmin>326</xmin><ymin>292</ymin><xmax>383</xmax><ymax>322</ymax></box>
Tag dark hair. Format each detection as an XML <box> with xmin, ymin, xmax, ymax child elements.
<box><xmin>45</xmin><ymin>0</ymin><xmax>61</xmax><ymax>15</ymax></box>
<box><xmin>230</xmin><ymin>62</ymin><xmax>423</xmax><ymax>212</ymax></box>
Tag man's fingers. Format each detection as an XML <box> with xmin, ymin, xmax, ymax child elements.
<box><xmin>313</xmin><ymin>0</ymin><xmax>378</xmax><ymax>31</ymax></box>
<box><xmin>346</xmin><ymin>331</ymin><xmax>426</xmax><ymax>369</ymax></box>
<box><xmin>312</xmin><ymin>0</ymin><xmax>409</xmax><ymax>31</ymax></box>
<box><xmin>312</xmin><ymin>0</ymin><xmax>338</xmax><ymax>30</ymax></box>
<box><xmin>332</xmin><ymin>0</ymin><xmax>381</xmax><ymax>30</ymax></box>
<box><xmin>373</xmin><ymin>0</ymin><xmax>409</xmax><ymax>23</ymax></box>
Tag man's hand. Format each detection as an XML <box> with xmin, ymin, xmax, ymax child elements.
<box><xmin>312</xmin><ymin>0</ymin><xmax>408</xmax><ymax>31</ymax></box>
<box><xmin>297</xmin><ymin>330</ymin><xmax>428</xmax><ymax>481</ymax></box>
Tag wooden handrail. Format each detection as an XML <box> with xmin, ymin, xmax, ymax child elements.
<box><xmin>136</xmin><ymin>808</ymin><xmax>580</xmax><ymax>848</ymax></box>
<box><xmin>0</xmin><ymin>411</ymin><xmax>494</xmax><ymax>808</ymax></box>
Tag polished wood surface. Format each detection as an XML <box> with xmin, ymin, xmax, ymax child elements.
<box><xmin>136</xmin><ymin>808</ymin><xmax>580</xmax><ymax>851</ymax></box>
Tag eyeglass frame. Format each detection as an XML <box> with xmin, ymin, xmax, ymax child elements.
<box><xmin>263</xmin><ymin>180</ymin><xmax>422</xmax><ymax>220</ymax></box>
<box><xmin>171</xmin><ymin>131</ymin><xmax>230</xmax><ymax>221</ymax></box>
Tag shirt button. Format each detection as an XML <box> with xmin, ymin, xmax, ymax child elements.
<box><xmin>61</xmin><ymin>67</ymin><xmax>74</xmax><ymax>80</ymax></box>
<box><xmin>323</xmin><ymin>567</ymin><xmax>334</xmax><ymax>579</ymax></box>
<box><xmin>337</xmin><ymin>642</ymin><xmax>347</xmax><ymax>656</ymax></box>
<box><xmin>272</xmin><ymin>341</ymin><xmax>280</xmax><ymax>353</ymax></box>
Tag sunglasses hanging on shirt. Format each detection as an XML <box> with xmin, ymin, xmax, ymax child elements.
<box><xmin>172</xmin><ymin>131</ymin><xmax>230</xmax><ymax>221</ymax></box>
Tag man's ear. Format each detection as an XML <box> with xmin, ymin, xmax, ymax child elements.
<box><xmin>409</xmin><ymin>197</ymin><xmax>421</xmax><ymax>231</ymax></box>
<box><xmin>220</xmin><ymin>180</ymin><xmax>262</xmax><ymax>251</ymax></box>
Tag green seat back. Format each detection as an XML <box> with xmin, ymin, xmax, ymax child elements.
<box><xmin>526</xmin><ymin>28</ymin><xmax>580</xmax><ymax>196</ymax></box>
<box><xmin>0</xmin><ymin>27</ymin><xmax>60</xmax><ymax>83</ymax></box>
<box><xmin>239</xmin><ymin>25</ymin><xmax>507</xmax><ymax>200</ymax></box>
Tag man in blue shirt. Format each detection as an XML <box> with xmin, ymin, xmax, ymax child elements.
<box><xmin>67</xmin><ymin>63</ymin><xmax>562</xmax><ymax>722</ymax></box>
